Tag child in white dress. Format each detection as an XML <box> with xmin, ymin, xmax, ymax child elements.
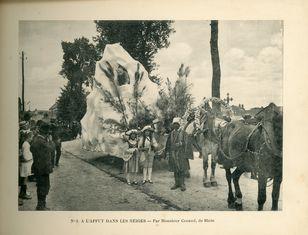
<box><xmin>122</xmin><ymin>129</ymin><xmax>139</xmax><ymax>185</ymax></box>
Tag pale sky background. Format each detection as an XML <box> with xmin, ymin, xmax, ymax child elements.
<box><xmin>19</xmin><ymin>20</ymin><xmax>283</xmax><ymax>110</ymax></box>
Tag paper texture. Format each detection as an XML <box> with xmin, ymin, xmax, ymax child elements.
<box><xmin>1</xmin><ymin>0</ymin><xmax>308</xmax><ymax>235</ymax></box>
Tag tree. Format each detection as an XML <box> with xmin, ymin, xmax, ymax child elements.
<box><xmin>210</xmin><ymin>20</ymin><xmax>221</xmax><ymax>113</ymax></box>
<box><xmin>56</xmin><ymin>82</ymin><xmax>87</xmax><ymax>124</ymax></box>
<box><xmin>57</xmin><ymin>37</ymin><xmax>100</xmax><ymax>124</ymax></box>
<box><xmin>156</xmin><ymin>64</ymin><xmax>194</xmax><ymax>133</ymax></box>
<box><xmin>60</xmin><ymin>37</ymin><xmax>100</xmax><ymax>88</ymax></box>
<box><xmin>94</xmin><ymin>20</ymin><xmax>175</xmax><ymax>80</ymax></box>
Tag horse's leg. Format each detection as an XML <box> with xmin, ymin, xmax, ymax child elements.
<box><xmin>203</xmin><ymin>149</ymin><xmax>211</xmax><ymax>187</ymax></box>
<box><xmin>257</xmin><ymin>173</ymin><xmax>267</xmax><ymax>211</ymax></box>
<box><xmin>271</xmin><ymin>175</ymin><xmax>282</xmax><ymax>211</ymax></box>
<box><xmin>226</xmin><ymin>168</ymin><xmax>235</xmax><ymax>208</ymax></box>
<box><xmin>232</xmin><ymin>167</ymin><xmax>245</xmax><ymax>211</ymax></box>
<box><xmin>271</xmin><ymin>158</ymin><xmax>282</xmax><ymax>211</ymax></box>
<box><xmin>210</xmin><ymin>152</ymin><xmax>218</xmax><ymax>186</ymax></box>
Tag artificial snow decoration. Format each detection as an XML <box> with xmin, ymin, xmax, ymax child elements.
<box><xmin>80</xmin><ymin>44</ymin><xmax>159</xmax><ymax>156</ymax></box>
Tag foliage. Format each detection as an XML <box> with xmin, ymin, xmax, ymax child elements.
<box><xmin>127</xmin><ymin>63</ymin><xmax>156</xmax><ymax>129</ymax></box>
<box><xmin>60</xmin><ymin>37</ymin><xmax>100</xmax><ymax>87</ymax></box>
<box><xmin>94</xmin><ymin>20</ymin><xmax>175</xmax><ymax>81</ymax></box>
<box><xmin>99</xmin><ymin>61</ymin><xmax>156</xmax><ymax>131</ymax></box>
<box><xmin>98</xmin><ymin>60</ymin><xmax>129</xmax><ymax>129</ymax></box>
<box><xmin>57</xmin><ymin>37</ymin><xmax>100</xmax><ymax>124</ymax></box>
<box><xmin>56</xmin><ymin>81</ymin><xmax>87</xmax><ymax>124</ymax></box>
<box><xmin>57</xmin><ymin>22</ymin><xmax>174</xmax><ymax>130</ymax></box>
<box><xmin>156</xmin><ymin>64</ymin><xmax>194</xmax><ymax>132</ymax></box>
<box><xmin>127</xmin><ymin>101</ymin><xmax>157</xmax><ymax>130</ymax></box>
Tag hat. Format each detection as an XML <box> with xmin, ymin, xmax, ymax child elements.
<box><xmin>20</xmin><ymin>129</ymin><xmax>31</xmax><ymax>135</ymax></box>
<box><xmin>22</xmin><ymin>130</ymin><xmax>33</xmax><ymax>138</ymax></box>
<box><xmin>125</xmin><ymin>129</ymin><xmax>138</xmax><ymax>136</ymax></box>
<box><xmin>39</xmin><ymin>122</ymin><xmax>50</xmax><ymax>135</ymax></box>
<box><xmin>141</xmin><ymin>125</ymin><xmax>154</xmax><ymax>132</ymax></box>
<box><xmin>19</xmin><ymin>121</ymin><xmax>29</xmax><ymax>130</ymax></box>
<box><xmin>172</xmin><ymin>117</ymin><xmax>181</xmax><ymax>125</ymax></box>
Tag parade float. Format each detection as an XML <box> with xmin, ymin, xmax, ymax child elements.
<box><xmin>80</xmin><ymin>43</ymin><xmax>160</xmax><ymax>158</ymax></box>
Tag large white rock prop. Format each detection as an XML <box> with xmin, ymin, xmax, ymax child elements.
<box><xmin>81</xmin><ymin>43</ymin><xmax>159</xmax><ymax>156</ymax></box>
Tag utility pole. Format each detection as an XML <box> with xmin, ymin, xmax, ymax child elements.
<box><xmin>21</xmin><ymin>51</ymin><xmax>25</xmax><ymax>112</ymax></box>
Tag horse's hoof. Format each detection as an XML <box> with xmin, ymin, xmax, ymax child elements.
<box><xmin>211</xmin><ymin>181</ymin><xmax>218</xmax><ymax>187</ymax></box>
<box><xmin>235</xmin><ymin>203</ymin><xmax>243</xmax><ymax>211</ymax></box>
<box><xmin>228</xmin><ymin>202</ymin><xmax>235</xmax><ymax>209</ymax></box>
<box><xmin>258</xmin><ymin>205</ymin><xmax>264</xmax><ymax>211</ymax></box>
<box><xmin>271</xmin><ymin>207</ymin><xmax>278</xmax><ymax>211</ymax></box>
<box><xmin>203</xmin><ymin>182</ymin><xmax>211</xmax><ymax>187</ymax></box>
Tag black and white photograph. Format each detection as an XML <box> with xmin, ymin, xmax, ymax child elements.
<box><xmin>18</xmin><ymin>20</ymin><xmax>283</xmax><ymax>211</ymax></box>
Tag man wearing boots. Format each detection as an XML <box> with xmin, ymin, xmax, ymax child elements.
<box><xmin>165</xmin><ymin>117</ymin><xmax>188</xmax><ymax>191</ymax></box>
<box><xmin>30</xmin><ymin>122</ymin><xmax>53</xmax><ymax>210</ymax></box>
<box><xmin>182</xmin><ymin>110</ymin><xmax>203</xmax><ymax>178</ymax></box>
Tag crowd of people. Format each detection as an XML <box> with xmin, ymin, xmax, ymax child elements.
<box><xmin>122</xmin><ymin>115</ymin><xmax>202</xmax><ymax>192</ymax></box>
<box><xmin>18</xmin><ymin>108</ymin><xmax>208</xmax><ymax>210</ymax></box>
<box><xmin>18</xmin><ymin>119</ymin><xmax>62</xmax><ymax>210</ymax></box>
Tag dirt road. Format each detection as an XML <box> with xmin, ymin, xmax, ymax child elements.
<box><xmin>19</xmin><ymin>151</ymin><xmax>172</xmax><ymax>211</ymax></box>
<box><xmin>19</xmin><ymin>140</ymin><xmax>282</xmax><ymax>211</ymax></box>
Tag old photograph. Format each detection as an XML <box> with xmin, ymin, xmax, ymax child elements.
<box><xmin>18</xmin><ymin>20</ymin><xmax>283</xmax><ymax>211</ymax></box>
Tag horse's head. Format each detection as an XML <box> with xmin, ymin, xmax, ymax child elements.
<box><xmin>193</xmin><ymin>107</ymin><xmax>217</xmax><ymax>141</ymax></box>
<box><xmin>255</xmin><ymin>103</ymin><xmax>283</xmax><ymax>156</ymax></box>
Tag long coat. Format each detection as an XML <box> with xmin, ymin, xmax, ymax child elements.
<box><xmin>30</xmin><ymin>135</ymin><xmax>53</xmax><ymax>176</ymax></box>
<box><xmin>165</xmin><ymin>129</ymin><xmax>189</xmax><ymax>173</ymax></box>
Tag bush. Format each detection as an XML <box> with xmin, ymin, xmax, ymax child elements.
<box><xmin>156</xmin><ymin>64</ymin><xmax>194</xmax><ymax>132</ymax></box>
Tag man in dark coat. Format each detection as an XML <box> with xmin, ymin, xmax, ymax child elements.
<box><xmin>165</xmin><ymin>117</ymin><xmax>188</xmax><ymax>191</ymax></box>
<box><xmin>54</xmin><ymin>133</ymin><xmax>62</xmax><ymax>167</ymax></box>
<box><xmin>30</xmin><ymin>122</ymin><xmax>53</xmax><ymax>210</ymax></box>
<box><xmin>48</xmin><ymin>132</ymin><xmax>56</xmax><ymax>168</ymax></box>
<box><xmin>49</xmin><ymin>123</ymin><xmax>62</xmax><ymax>166</ymax></box>
<box><xmin>182</xmin><ymin>111</ymin><xmax>203</xmax><ymax>178</ymax></box>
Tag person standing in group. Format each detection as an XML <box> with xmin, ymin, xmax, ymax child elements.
<box><xmin>18</xmin><ymin>121</ymin><xmax>29</xmax><ymax>206</ymax></box>
<box><xmin>30</xmin><ymin>122</ymin><xmax>53</xmax><ymax>210</ymax></box>
<box><xmin>47</xmin><ymin>131</ymin><xmax>56</xmax><ymax>168</ymax></box>
<box><xmin>165</xmin><ymin>117</ymin><xmax>189</xmax><ymax>191</ymax></box>
<box><xmin>54</xmin><ymin>133</ymin><xmax>62</xmax><ymax>167</ymax></box>
<box><xmin>19</xmin><ymin>130</ymin><xmax>33</xmax><ymax>200</ymax></box>
<box><xmin>182</xmin><ymin>110</ymin><xmax>203</xmax><ymax>178</ymax></box>
<box><xmin>122</xmin><ymin>129</ymin><xmax>139</xmax><ymax>185</ymax></box>
<box><xmin>139</xmin><ymin>126</ymin><xmax>158</xmax><ymax>184</ymax></box>
<box><xmin>50</xmin><ymin>122</ymin><xmax>62</xmax><ymax>167</ymax></box>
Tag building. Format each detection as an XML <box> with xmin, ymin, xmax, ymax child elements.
<box><xmin>49</xmin><ymin>102</ymin><xmax>58</xmax><ymax>119</ymax></box>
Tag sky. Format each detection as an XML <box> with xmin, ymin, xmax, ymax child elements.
<box><xmin>19</xmin><ymin>20</ymin><xmax>283</xmax><ymax>110</ymax></box>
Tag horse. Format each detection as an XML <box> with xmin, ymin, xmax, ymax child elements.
<box><xmin>194</xmin><ymin>107</ymin><xmax>220</xmax><ymax>187</ymax></box>
<box><xmin>181</xmin><ymin>101</ymin><xmax>228</xmax><ymax>187</ymax></box>
<box><xmin>217</xmin><ymin>103</ymin><xmax>283</xmax><ymax>211</ymax></box>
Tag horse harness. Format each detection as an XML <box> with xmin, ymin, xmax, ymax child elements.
<box><xmin>218</xmin><ymin>121</ymin><xmax>281</xmax><ymax>162</ymax></box>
